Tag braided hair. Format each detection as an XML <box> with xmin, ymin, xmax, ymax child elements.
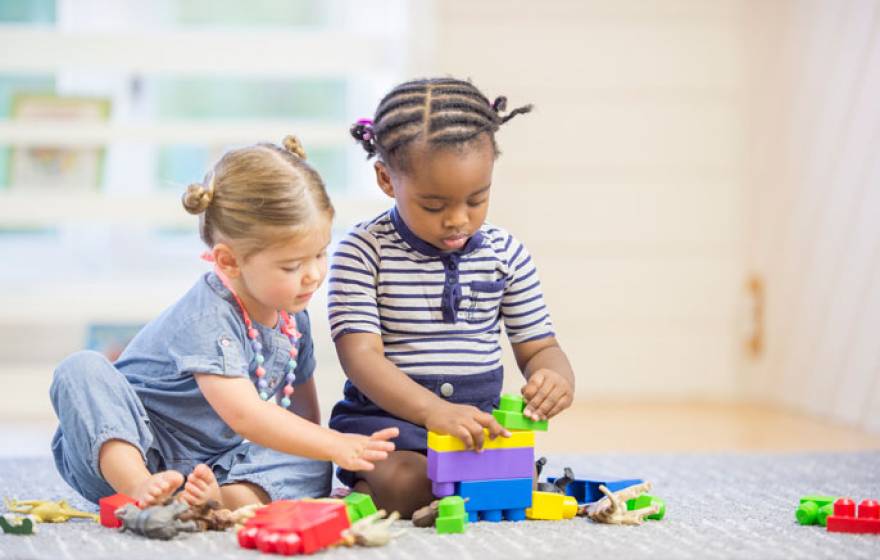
<box><xmin>350</xmin><ymin>78</ymin><xmax>532</xmax><ymax>172</ymax></box>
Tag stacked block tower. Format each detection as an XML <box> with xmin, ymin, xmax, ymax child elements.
<box><xmin>427</xmin><ymin>394</ymin><xmax>546</xmax><ymax>522</ymax></box>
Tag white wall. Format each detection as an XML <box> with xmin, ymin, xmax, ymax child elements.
<box><xmin>427</xmin><ymin>0</ymin><xmax>750</xmax><ymax>401</ymax></box>
<box><xmin>743</xmin><ymin>0</ymin><xmax>880</xmax><ymax>433</ymax></box>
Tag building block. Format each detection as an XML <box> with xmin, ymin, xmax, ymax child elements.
<box><xmin>525</xmin><ymin>491</ymin><xmax>578</xmax><ymax>520</ymax></box>
<box><xmin>626</xmin><ymin>494</ymin><xmax>666</xmax><ymax>520</ymax></box>
<box><xmin>436</xmin><ymin>496</ymin><xmax>468</xmax><ymax>534</ymax></box>
<box><xmin>796</xmin><ymin>495</ymin><xmax>838</xmax><ymax>526</ymax></box>
<box><xmin>0</xmin><ymin>514</ymin><xmax>35</xmax><ymax>535</ymax></box>
<box><xmin>826</xmin><ymin>498</ymin><xmax>880</xmax><ymax>534</ymax></box>
<box><xmin>456</xmin><ymin>478</ymin><xmax>533</xmax><ymax>522</ymax></box>
<box><xmin>432</xmin><ymin>481</ymin><xmax>456</xmax><ymax>498</ymax></box>
<box><xmin>237</xmin><ymin>500</ymin><xmax>349</xmax><ymax>555</ymax></box>
<box><xmin>548</xmin><ymin>476</ymin><xmax>644</xmax><ymax>504</ymax></box>
<box><xmin>99</xmin><ymin>493</ymin><xmax>138</xmax><ymax>529</ymax></box>
<box><xmin>428</xmin><ymin>429</ymin><xmax>535</xmax><ymax>452</ymax></box>
<box><xmin>428</xmin><ymin>446</ymin><xmax>534</xmax><ymax>483</ymax></box>
<box><xmin>491</xmin><ymin>394</ymin><xmax>548</xmax><ymax>431</ymax></box>
<box><xmin>343</xmin><ymin>492</ymin><xmax>377</xmax><ymax>523</ymax></box>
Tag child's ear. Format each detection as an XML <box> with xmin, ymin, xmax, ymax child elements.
<box><xmin>374</xmin><ymin>161</ymin><xmax>395</xmax><ymax>199</ymax></box>
<box><xmin>212</xmin><ymin>243</ymin><xmax>241</xmax><ymax>279</ymax></box>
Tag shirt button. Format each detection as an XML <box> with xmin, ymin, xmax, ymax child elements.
<box><xmin>221</xmin><ymin>339</ymin><xmax>230</xmax><ymax>347</ymax></box>
<box><xmin>446</xmin><ymin>277</ymin><xmax>455</xmax><ymax>285</ymax></box>
<box><xmin>447</xmin><ymin>261</ymin><xmax>457</xmax><ymax>270</ymax></box>
<box><xmin>440</xmin><ymin>382</ymin><xmax>454</xmax><ymax>397</ymax></box>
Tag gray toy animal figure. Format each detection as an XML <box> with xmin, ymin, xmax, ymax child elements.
<box><xmin>115</xmin><ymin>502</ymin><xmax>198</xmax><ymax>540</ymax></box>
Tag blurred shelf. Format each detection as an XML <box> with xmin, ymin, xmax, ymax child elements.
<box><xmin>0</xmin><ymin>28</ymin><xmax>388</xmax><ymax>76</ymax></box>
<box><xmin>0</xmin><ymin>120</ymin><xmax>350</xmax><ymax>147</ymax></box>
<box><xmin>0</xmin><ymin>191</ymin><xmax>389</xmax><ymax>228</ymax></box>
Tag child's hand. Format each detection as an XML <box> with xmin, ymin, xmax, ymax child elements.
<box><xmin>331</xmin><ymin>427</ymin><xmax>398</xmax><ymax>471</ymax></box>
<box><xmin>425</xmin><ymin>402</ymin><xmax>510</xmax><ymax>451</ymax></box>
<box><xmin>521</xmin><ymin>368</ymin><xmax>573</xmax><ymax>421</ymax></box>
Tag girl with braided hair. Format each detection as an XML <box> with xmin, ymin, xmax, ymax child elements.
<box><xmin>329</xmin><ymin>78</ymin><xmax>576</xmax><ymax>516</ymax></box>
<box><xmin>50</xmin><ymin>136</ymin><xmax>397</xmax><ymax>511</ymax></box>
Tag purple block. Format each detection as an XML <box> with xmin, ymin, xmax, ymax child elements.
<box><xmin>427</xmin><ymin>447</ymin><xmax>534</xmax><ymax>483</ymax></box>
<box><xmin>432</xmin><ymin>481</ymin><xmax>455</xmax><ymax>497</ymax></box>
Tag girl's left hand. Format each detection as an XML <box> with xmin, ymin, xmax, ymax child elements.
<box><xmin>520</xmin><ymin>368</ymin><xmax>573</xmax><ymax>421</ymax></box>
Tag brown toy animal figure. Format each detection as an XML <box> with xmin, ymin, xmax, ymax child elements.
<box><xmin>412</xmin><ymin>499</ymin><xmax>440</xmax><ymax>528</ymax></box>
<box><xmin>583</xmin><ymin>482</ymin><xmax>660</xmax><ymax>525</ymax></box>
<box><xmin>115</xmin><ymin>501</ymin><xmax>198</xmax><ymax>540</ymax></box>
<box><xmin>341</xmin><ymin>510</ymin><xmax>402</xmax><ymax>547</ymax></box>
<box><xmin>4</xmin><ymin>499</ymin><xmax>99</xmax><ymax>523</ymax></box>
<box><xmin>177</xmin><ymin>500</ymin><xmax>236</xmax><ymax>531</ymax></box>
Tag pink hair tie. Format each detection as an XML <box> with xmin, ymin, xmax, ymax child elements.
<box><xmin>357</xmin><ymin>118</ymin><xmax>374</xmax><ymax>141</ymax></box>
<box><xmin>200</xmin><ymin>251</ymin><xmax>215</xmax><ymax>262</ymax></box>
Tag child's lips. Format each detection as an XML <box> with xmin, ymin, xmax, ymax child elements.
<box><xmin>295</xmin><ymin>292</ymin><xmax>314</xmax><ymax>301</ymax></box>
<box><xmin>441</xmin><ymin>235</ymin><xmax>468</xmax><ymax>250</ymax></box>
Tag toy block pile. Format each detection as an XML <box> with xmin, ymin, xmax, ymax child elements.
<box><xmin>427</xmin><ymin>394</ymin><xmax>543</xmax><ymax>523</ymax></box>
<box><xmin>797</xmin><ymin>495</ymin><xmax>880</xmax><ymax>534</ymax></box>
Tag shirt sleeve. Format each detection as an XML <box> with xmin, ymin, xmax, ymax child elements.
<box><xmin>501</xmin><ymin>234</ymin><xmax>556</xmax><ymax>344</ymax></box>
<box><xmin>327</xmin><ymin>227</ymin><xmax>382</xmax><ymax>341</ymax></box>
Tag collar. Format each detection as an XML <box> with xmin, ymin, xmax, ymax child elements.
<box><xmin>389</xmin><ymin>206</ymin><xmax>484</xmax><ymax>259</ymax></box>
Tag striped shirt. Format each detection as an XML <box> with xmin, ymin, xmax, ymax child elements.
<box><xmin>327</xmin><ymin>207</ymin><xmax>555</xmax><ymax>378</ymax></box>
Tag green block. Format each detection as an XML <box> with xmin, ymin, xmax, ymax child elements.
<box><xmin>436</xmin><ymin>515</ymin><xmax>467</xmax><ymax>534</ymax></box>
<box><xmin>626</xmin><ymin>494</ymin><xmax>665</xmax><ymax>521</ymax></box>
<box><xmin>436</xmin><ymin>496</ymin><xmax>468</xmax><ymax>534</ymax></box>
<box><xmin>492</xmin><ymin>409</ymin><xmax>548</xmax><ymax>431</ymax></box>
<box><xmin>344</xmin><ymin>492</ymin><xmax>377</xmax><ymax>523</ymax></box>
<box><xmin>438</xmin><ymin>496</ymin><xmax>466</xmax><ymax>517</ymax></box>
<box><xmin>796</xmin><ymin>495</ymin><xmax>837</xmax><ymax>525</ymax></box>
<box><xmin>498</xmin><ymin>393</ymin><xmax>525</xmax><ymax>412</ymax></box>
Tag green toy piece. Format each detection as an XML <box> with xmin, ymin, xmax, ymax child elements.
<box><xmin>492</xmin><ymin>394</ymin><xmax>548</xmax><ymax>431</ymax></box>
<box><xmin>435</xmin><ymin>496</ymin><xmax>468</xmax><ymax>534</ymax></box>
<box><xmin>0</xmin><ymin>514</ymin><xmax>36</xmax><ymax>535</ymax></box>
<box><xmin>626</xmin><ymin>494</ymin><xmax>666</xmax><ymax>521</ymax></box>
<box><xmin>4</xmin><ymin>498</ymin><xmax>99</xmax><ymax>523</ymax></box>
<box><xmin>796</xmin><ymin>495</ymin><xmax>838</xmax><ymax>526</ymax></box>
<box><xmin>344</xmin><ymin>492</ymin><xmax>378</xmax><ymax>523</ymax></box>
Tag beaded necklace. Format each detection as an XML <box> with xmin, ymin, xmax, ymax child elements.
<box><xmin>213</xmin><ymin>269</ymin><xmax>301</xmax><ymax>407</ymax></box>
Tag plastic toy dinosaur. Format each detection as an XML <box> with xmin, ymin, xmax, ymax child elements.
<box><xmin>177</xmin><ymin>500</ymin><xmax>236</xmax><ymax>531</ymax></box>
<box><xmin>115</xmin><ymin>501</ymin><xmax>198</xmax><ymax>540</ymax></box>
<box><xmin>4</xmin><ymin>499</ymin><xmax>99</xmax><ymax>523</ymax></box>
<box><xmin>583</xmin><ymin>481</ymin><xmax>660</xmax><ymax>525</ymax></box>
<box><xmin>341</xmin><ymin>510</ymin><xmax>402</xmax><ymax>547</ymax></box>
<box><xmin>0</xmin><ymin>513</ymin><xmax>36</xmax><ymax>535</ymax></box>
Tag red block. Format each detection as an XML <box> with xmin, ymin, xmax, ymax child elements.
<box><xmin>99</xmin><ymin>493</ymin><xmax>138</xmax><ymax>528</ymax></box>
<box><xmin>826</xmin><ymin>497</ymin><xmax>880</xmax><ymax>534</ymax></box>
<box><xmin>237</xmin><ymin>500</ymin><xmax>350</xmax><ymax>555</ymax></box>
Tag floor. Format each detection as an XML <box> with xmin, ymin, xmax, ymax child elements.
<box><xmin>4</xmin><ymin>401</ymin><xmax>879</xmax><ymax>458</ymax></box>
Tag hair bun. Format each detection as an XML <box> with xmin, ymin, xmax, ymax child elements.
<box><xmin>182</xmin><ymin>181</ymin><xmax>214</xmax><ymax>214</ymax></box>
<box><xmin>492</xmin><ymin>96</ymin><xmax>508</xmax><ymax>113</ymax></box>
<box><xmin>282</xmin><ymin>135</ymin><xmax>307</xmax><ymax>160</ymax></box>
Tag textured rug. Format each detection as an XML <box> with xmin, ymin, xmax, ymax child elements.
<box><xmin>1</xmin><ymin>452</ymin><xmax>879</xmax><ymax>559</ymax></box>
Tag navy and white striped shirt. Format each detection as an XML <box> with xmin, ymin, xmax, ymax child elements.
<box><xmin>327</xmin><ymin>207</ymin><xmax>555</xmax><ymax>378</ymax></box>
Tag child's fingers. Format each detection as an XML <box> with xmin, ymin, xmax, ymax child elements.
<box><xmin>476</xmin><ymin>411</ymin><xmax>510</xmax><ymax>439</ymax></box>
<box><xmin>521</xmin><ymin>371</ymin><xmax>543</xmax><ymax>401</ymax></box>
<box><xmin>524</xmin><ymin>378</ymin><xmax>554</xmax><ymax>420</ymax></box>
<box><xmin>366</xmin><ymin>439</ymin><xmax>396</xmax><ymax>453</ymax></box>
<box><xmin>359</xmin><ymin>449</ymin><xmax>389</xmax><ymax>463</ymax></box>
<box><xmin>546</xmin><ymin>392</ymin><xmax>572</xmax><ymax>419</ymax></box>
<box><xmin>348</xmin><ymin>458</ymin><xmax>375</xmax><ymax>472</ymax></box>
<box><xmin>370</xmin><ymin>427</ymin><xmax>400</xmax><ymax>441</ymax></box>
<box><xmin>534</xmin><ymin>385</ymin><xmax>566</xmax><ymax>420</ymax></box>
<box><xmin>455</xmin><ymin>426</ymin><xmax>476</xmax><ymax>450</ymax></box>
<box><xmin>468</xmin><ymin>419</ymin><xmax>486</xmax><ymax>450</ymax></box>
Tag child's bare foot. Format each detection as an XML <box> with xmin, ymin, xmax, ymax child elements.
<box><xmin>179</xmin><ymin>464</ymin><xmax>221</xmax><ymax>507</ymax></box>
<box><xmin>130</xmin><ymin>471</ymin><xmax>184</xmax><ymax>507</ymax></box>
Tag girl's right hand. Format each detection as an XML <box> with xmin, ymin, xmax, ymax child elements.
<box><xmin>425</xmin><ymin>402</ymin><xmax>510</xmax><ymax>451</ymax></box>
<box><xmin>331</xmin><ymin>427</ymin><xmax>399</xmax><ymax>471</ymax></box>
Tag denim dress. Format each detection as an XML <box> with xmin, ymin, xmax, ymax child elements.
<box><xmin>49</xmin><ymin>272</ymin><xmax>331</xmax><ymax>504</ymax></box>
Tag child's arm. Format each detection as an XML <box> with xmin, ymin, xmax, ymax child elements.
<box><xmin>512</xmin><ymin>336</ymin><xmax>575</xmax><ymax>422</ymax></box>
<box><xmin>336</xmin><ymin>332</ymin><xmax>509</xmax><ymax>450</ymax></box>
<box><xmin>195</xmin><ymin>373</ymin><xmax>396</xmax><ymax>471</ymax></box>
<box><xmin>288</xmin><ymin>376</ymin><xmax>320</xmax><ymax>424</ymax></box>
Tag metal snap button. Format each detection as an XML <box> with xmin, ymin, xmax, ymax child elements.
<box><xmin>440</xmin><ymin>382</ymin><xmax>454</xmax><ymax>397</ymax></box>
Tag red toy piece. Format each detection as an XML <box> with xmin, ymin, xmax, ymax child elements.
<box><xmin>237</xmin><ymin>500</ymin><xmax>350</xmax><ymax>555</ymax></box>
<box><xmin>826</xmin><ymin>497</ymin><xmax>880</xmax><ymax>534</ymax></box>
<box><xmin>98</xmin><ymin>493</ymin><xmax>138</xmax><ymax>528</ymax></box>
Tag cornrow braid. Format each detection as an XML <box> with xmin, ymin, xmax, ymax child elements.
<box><xmin>350</xmin><ymin>78</ymin><xmax>533</xmax><ymax>172</ymax></box>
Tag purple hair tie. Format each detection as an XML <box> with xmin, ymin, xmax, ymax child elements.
<box><xmin>357</xmin><ymin>118</ymin><xmax>374</xmax><ymax>141</ymax></box>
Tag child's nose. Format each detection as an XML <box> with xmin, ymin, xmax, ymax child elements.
<box><xmin>444</xmin><ymin>207</ymin><xmax>469</xmax><ymax>230</ymax></box>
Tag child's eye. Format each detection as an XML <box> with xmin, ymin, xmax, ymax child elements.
<box><xmin>282</xmin><ymin>265</ymin><xmax>301</xmax><ymax>273</ymax></box>
<box><xmin>422</xmin><ymin>207</ymin><xmax>443</xmax><ymax>213</ymax></box>
<box><xmin>468</xmin><ymin>198</ymin><xmax>488</xmax><ymax>208</ymax></box>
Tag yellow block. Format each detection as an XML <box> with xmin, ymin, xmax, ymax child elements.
<box><xmin>525</xmin><ymin>492</ymin><xmax>578</xmax><ymax>520</ymax></box>
<box><xmin>427</xmin><ymin>429</ymin><xmax>535</xmax><ymax>452</ymax></box>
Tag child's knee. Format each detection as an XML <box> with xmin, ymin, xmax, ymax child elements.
<box><xmin>51</xmin><ymin>351</ymin><xmax>114</xmax><ymax>401</ymax></box>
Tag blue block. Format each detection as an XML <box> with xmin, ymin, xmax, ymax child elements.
<box><xmin>503</xmin><ymin>508</ymin><xmax>527</xmax><ymax>521</ymax></box>
<box><xmin>456</xmin><ymin>478</ymin><xmax>533</xmax><ymax>512</ymax></box>
<box><xmin>548</xmin><ymin>476</ymin><xmax>643</xmax><ymax>503</ymax></box>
